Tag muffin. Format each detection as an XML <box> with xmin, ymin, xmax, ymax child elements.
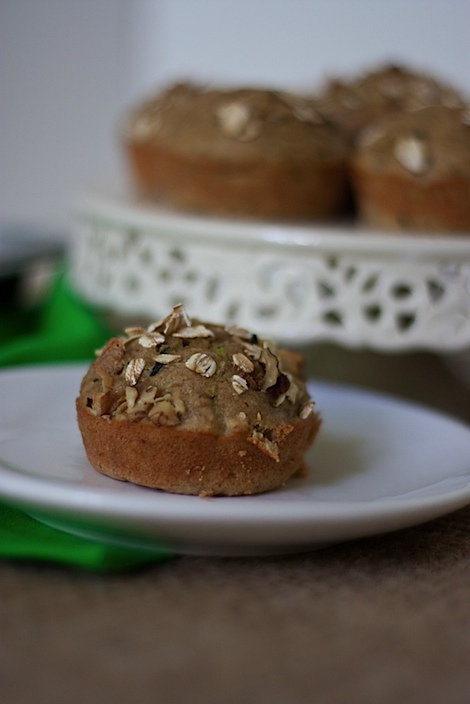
<box><xmin>318</xmin><ymin>63</ymin><xmax>465</xmax><ymax>142</ymax></box>
<box><xmin>122</xmin><ymin>81</ymin><xmax>349</xmax><ymax>220</ymax></box>
<box><xmin>76</xmin><ymin>305</ymin><xmax>321</xmax><ymax>496</ymax></box>
<box><xmin>349</xmin><ymin>105</ymin><xmax>470</xmax><ymax>232</ymax></box>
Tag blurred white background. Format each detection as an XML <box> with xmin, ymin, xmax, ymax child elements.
<box><xmin>1</xmin><ymin>0</ymin><xmax>470</xmax><ymax>239</ymax></box>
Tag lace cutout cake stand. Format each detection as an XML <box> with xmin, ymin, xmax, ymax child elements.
<box><xmin>70</xmin><ymin>190</ymin><xmax>470</xmax><ymax>353</ymax></box>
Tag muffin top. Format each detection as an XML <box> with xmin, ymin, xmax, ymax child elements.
<box><xmin>318</xmin><ymin>63</ymin><xmax>466</xmax><ymax>139</ymax></box>
<box><xmin>79</xmin><ymin>305</ymin><xmax>315</xmax><ymax>458</ymax></box>
<box><xmin>123</xmin><ymin>81</ymin><xmax>348</xmax><ymax>164</ymax></box>
<box><xmin>351</xmin><ymin>105</ymin><xmax>470</xmax><ymax>181</ymax></box>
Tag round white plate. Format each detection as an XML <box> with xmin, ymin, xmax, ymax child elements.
<box><xmin>0</xmin><ymin>364</ymin><xmax>470</xmax><ymax>556</ymax></box>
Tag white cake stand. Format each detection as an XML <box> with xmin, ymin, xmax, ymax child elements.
<box><xmin>70</xmin><ymin>189</ymin><xmax>470</xmax><ymax>353</ymax></box>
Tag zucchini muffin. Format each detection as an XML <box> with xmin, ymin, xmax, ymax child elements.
<box><xmin>350</xmin><ymin>105</ymin><xmax>470</xmax><ymax>232</ymax></box>
<box><xmin>76</xmin><ymin>305</ymin><xmax>321</xmax><ymax>496</ymax></box>
<box><xmin>122</xmin><ymin>81</ymin><xmax>349</xmax><ymax>220</ymax></box>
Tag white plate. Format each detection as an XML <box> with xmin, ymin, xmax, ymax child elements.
<box><xmin>0</xmin><ymin>364</ymin><xmax>470</xmax><ymax>557</ymax></box>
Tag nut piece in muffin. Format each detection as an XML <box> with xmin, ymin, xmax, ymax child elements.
<box><xmin>349</xmin><ymin>105</ymin><xmax>470</xmax><ymax>233</ymax></box>
<box><xmin>122</xmin><ymin>81</ymin><xmax>349</xmax><ymax>221</ymax></box>
<box><xmin>76</xmin><ymin>305</ymin><xmax>321</xmax><ymax>496</ymax></box>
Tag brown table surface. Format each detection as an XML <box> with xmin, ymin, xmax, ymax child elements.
<box><xmin>1</xmin><ymin>345</ymin><xmax>470</xmax><ymax>704</ymax></box>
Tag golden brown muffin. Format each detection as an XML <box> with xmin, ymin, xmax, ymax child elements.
<box><xmin>349</xmin><ymin>105</ymin><xmax>470</xmax><ymax>232</ymax></box>
<box><xmin>122</xmin><ymin>82</ymin><xmax>350</xmax><ymax>220</ymax></box>
<box><xmin>76</xmin><ymin>305</ymin><xmax>321</xmax><ymax>496</ymax></box>
<box><xmin>318</xmin><ymin>63</ymin><xmax>465</xmax><ymax>142</ymax></box>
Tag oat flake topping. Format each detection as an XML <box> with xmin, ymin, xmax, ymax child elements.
<box><xmin>125</xmin><ymin>386</ymin><xmax>138</xmax><ymax>409</ymax></box>
<box><xmin>216</xmin><ymin>101</ymin><xmax>261</xmax><ymax>141</ymax></box>
<box><xmin>174</xmin><ymin>324</ymin><xmax>215</xmax><ymax>339</ymax></box>
<box><xmin>185</xmin><ymin>352</ymin><xmax>217</xmax><ymax>378</ymax></box>
<box><xmin>232</xmin><ymin>375</ymin><xmax>249</xmax><ymax>395</ymax></box>
<box><xmin>232</xmin><ymin>352</ymin><xmax>255</xmax><ymax>374</ymax></box>
<box><xmin>125</xmin><ymin>357</ymin><xmax>146</xmax><ymax>386</ymax></box>
<box><xmin>159</xmin><ymin>303</ymin><xmax>192</xmax><ymax>335</ymax></box>
<box><xmin>139</xmin><ymin>332</ymin><xmax>166</xmax><ymax>348</ymax></box>
<box><xmin>124</xmin><ymin>326</ymin><xmax>146</xmax><ymax>338</ymax></box>
<box><xmin>299</xmin><ymin>401</ymin><xmax>315</xmax><ymax>419</ymax></box>
<box><xmin>226</xmin><ymin>325</ymin><xmax>253</xmax><ymax>341</ymax></box>
<box><xmin>394</xmin><ymin>134</ymin><xmax>430</xmax><ymax>175</ymax></box>
<box><xmin>242</xmin><ymin>342</ymin><xmax>262</xmax><ymax>361</ymax></box>
<box><xmin>152</xmin><ymin>353</ymin><xmax>181</xmax><ymax>364</ymax></box>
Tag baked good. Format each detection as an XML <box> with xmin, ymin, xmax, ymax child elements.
<box><xmin>318</xmin><ymin>63</ymin><xmax>465</xmax><ymax>142</ymax></box>
<box><xmin>122</xmin><ymin>82</ymin><xmax>349</xmax><ymax>220</ymax></box>
<box><xmin>349</xmin><ymin>105</ymin><xmax>470</xmax><ymax>232</ymax></box>
<box><xmin>76</xmin><ymin>305</ymin><xmax>321</xmax><ymax>496</ymax></box>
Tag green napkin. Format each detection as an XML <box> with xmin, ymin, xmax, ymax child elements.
<box><xmin>0</xmin><ymin>272</ymin><xmax>172</xmax><ymax>571</ymax></box>
<box><xmin>0</xmin><ymin>271</ymin><xmax>113</xmax><ymax>366</ymax></box>
<box><xmin>0</xmin><ymin>504</ymin><xmax>165</xmax><ymax>571</ymax></box>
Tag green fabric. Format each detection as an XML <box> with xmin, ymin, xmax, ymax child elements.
<box><xmin>0</xmin><ymin>504</ymin><xmax>165</xmax><ymax>571</ymax></box>
<box><xmin>0</xmin><ymin>273</ymin><xmax>112</xmax><ymax>366</ymax></box>
<box><xmin>0</xmin><ymin>273</ymin><xmax>172</xmax><ymax>571</ymax></box>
